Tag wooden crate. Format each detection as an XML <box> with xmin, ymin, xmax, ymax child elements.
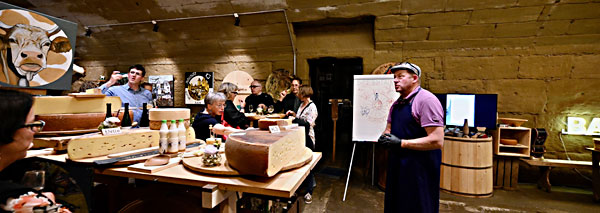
<box><xmin>493</xmin><ymin>156</ymin><xmax>520</xmax><ymax>190</ymax></box>
<box><xmin>491</xmin><ymin>127</ymin><xmax>531</xmax><ymax>157</ymax></box>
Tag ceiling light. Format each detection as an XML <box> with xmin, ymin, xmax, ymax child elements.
<box><xmin>234</xmin><ymin>13</ymin><xmax>240</xmax><ymax>26</ymax></box>
<box><xmin>152</xmin><ymin>20</ymin><xmax>159</xmax><ymax>32</ymax></box>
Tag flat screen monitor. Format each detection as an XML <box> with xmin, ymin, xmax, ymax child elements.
<box><xmin>434</xmin><ymin>93</ymin><xmax>498</xmax><ymax>129</ymax></box>
<box><xmin>446</xmin><ymin>94</ymin><xmax>475</xmax><ymax>127</ymax></box>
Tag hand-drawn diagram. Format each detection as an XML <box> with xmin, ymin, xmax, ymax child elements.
<box><xmin>352</xmin><ymin>75</ymin><xmax>399</xmax><ymax>141</ymax></box>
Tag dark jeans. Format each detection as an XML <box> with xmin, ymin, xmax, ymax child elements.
<box><xmin>301</xmin><ymin>137</ymin><xmax>316</xmax><ymax>195</ymax></box>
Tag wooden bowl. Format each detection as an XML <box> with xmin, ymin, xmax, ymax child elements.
<box><xmin>498</xmin><ymin>118</ymin><xmax>528</xmax><ymax>127</ymax></box>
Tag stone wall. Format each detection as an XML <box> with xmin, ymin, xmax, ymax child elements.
<box><xmin>24</xmin><ymin>0</ymin><xmax>600</xmax><ymax>186</ymax></box>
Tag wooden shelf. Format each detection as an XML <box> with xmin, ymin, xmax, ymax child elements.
<box><xmin>499</xmin><ymin>144</ymin><xmax>529</xmax><ymax>149</ymax></box>
<box><xmin>491</xmin><ymin>127</ymin><xmax>531</xmax><ymax>157</ymax></box>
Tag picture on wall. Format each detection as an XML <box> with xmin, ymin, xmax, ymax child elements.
<box><xmin>149</xmin><ymin>75</ymin><xmax>174</xmax><ymax>107</ymax></box>
<box><xmin>0</xmin><ymin>2</ymin><xmax>77</xmax><ymax>90</ymax></box>
<box><xmin>185</xmin><ymin>72</ymin><xmax>213</xmax><ymax>104</ymax></box>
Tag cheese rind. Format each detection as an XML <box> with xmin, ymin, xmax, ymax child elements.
<box><xmin>257</xmin><ymin>118</ymin><xmax>293</xmax><ymax>130</ymax></box>
<box><xmin>148</xmin><ymin>108</ymin><xmax>190</xmax><ymax>121</ymax></box>
<box><xmin>67</xmin><ymin>129</ymin><xmax>159</xmax><ymax>160</ymax></box>
<box><xmin>36</xmin><ymin>111</ymin><xmax>133</xmax><ymax>131</ymax></box>
<box><xmin>33</xmin><ymin>96</ymin><xmax>122</xmax><ymax>115</ymax></box>
<box><xmin>225</xmin><ymin>127</ymin><xmax>305</xmax><ymax>177</ymax></box>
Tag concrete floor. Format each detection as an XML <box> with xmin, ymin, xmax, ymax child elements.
<box><xmin>303</xmin><ymin>170</ymin><xmax>600</xmax><ymax>213</ymax></box>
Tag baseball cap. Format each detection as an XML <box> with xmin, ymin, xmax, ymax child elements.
<box><xmin>388</xmin><ymin>62</ymin><xmax>421</xmax><ymax>77</ymax></box>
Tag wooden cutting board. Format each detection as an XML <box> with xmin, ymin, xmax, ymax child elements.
<box><xmin>128</xmin><ymin>157</ymin><xmax>182</xmax><ymax>173</ymax></box>
<box><xmin>182</xmin><ymin>147</ymin><xmax>313</xmax><ymax>176</ymax></box>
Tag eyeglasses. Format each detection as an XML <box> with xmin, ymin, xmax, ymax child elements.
<box><xmin>249</xmin><ymin>85</ymin><xmax>260</xmax><ymax>88</ymax></box>
<box><xmin>231</xmin><ymin>91</ymin><xmax>238</xmax><ymax>95</ymax></box>
<box><xmin>22</xmin><ymin>120</ymin><xmax>45</xmax><ymax>133</ymax></box>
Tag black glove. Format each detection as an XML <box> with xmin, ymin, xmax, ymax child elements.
<box><xmin>378</xmin><ymin>133</ymin><xmax>402</xmax><ymax>146</ymax></box>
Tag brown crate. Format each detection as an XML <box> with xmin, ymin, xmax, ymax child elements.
<box><xmin>493</xmin><ymin>156</ymin><xmax>520</xmax><ymax>190</ymax></box>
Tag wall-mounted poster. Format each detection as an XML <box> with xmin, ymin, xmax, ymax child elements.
<box><xmin>0</xmin><ymin>2</ymin><xmax>77</xmax><ymax>90</ymax></box>
<box><xmin>185</xmin><ymin>72</ymin><xmax>213</xmax><ymax>104</ymax></box>
<box><xmin>149</xmin><ymin>75</ymin><xmax>174</xmax><ymax>107</ymax></box>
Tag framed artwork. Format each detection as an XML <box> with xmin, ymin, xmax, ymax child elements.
<box><xmin>148</xmin><ymin>75</ymin><xmax>174</xmax><ymax>107</ymax></box>
<box><xmin>185</xmin><ymin>72</ymin><xmax>213</xmax><ymax>104</ymax></box>
<box><xmin>0</xmin><ymin>2</ymin><xmax>77</xmax><ymax>90</ymax></box>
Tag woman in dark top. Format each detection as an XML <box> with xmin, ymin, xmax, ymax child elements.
<box><xmin>0</xmin><ymin>89</ymin><xmax>69</xmax><ymax>212</ymax></box>
<box><xmin>192</xmin><ymin>92</ymin><xmax>226</xmax><ymax>140</ymax></box>
<box><xmin>218</xmin><ymin>82</ymin><xmax>249</xmax><ymax>129</ymax></box>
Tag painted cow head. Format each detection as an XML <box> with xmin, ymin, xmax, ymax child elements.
<box><xmin>0</xmin><ymin>22</ymin><xmax>71</xmax><ymax>85</ymax></box>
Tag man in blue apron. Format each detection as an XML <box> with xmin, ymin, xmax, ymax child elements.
<box><xmin>378</xmin><ymin>62</ymin><xmax>444</xmax><ymax>213</ymax></box>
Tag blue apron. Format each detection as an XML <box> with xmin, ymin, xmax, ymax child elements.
<box><xmin>385</xmin><ymin>90</ymin><xmax>441</xmax><ymax>213</ymax></box>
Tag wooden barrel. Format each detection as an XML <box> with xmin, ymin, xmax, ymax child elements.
<box><xmin>440</xmin><ymin>136</ymin><xmax>493</xmax><ymax>198</ymax></box>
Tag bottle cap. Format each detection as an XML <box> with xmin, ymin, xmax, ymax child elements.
<box><xmin>171</xmin><ymin>120</ymin><xmax>176</xmax><ymax>123</ymax></box>
<box><xmin>162</xmin><ymin>120</ymin><xmax>167</xmax><ymax>123</ymax></box>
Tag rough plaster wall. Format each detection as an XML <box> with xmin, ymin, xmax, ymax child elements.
<box><xmin>19</xmin><ymin>0</ymin><xmax>600</xmax><ymax>186</ymax></box>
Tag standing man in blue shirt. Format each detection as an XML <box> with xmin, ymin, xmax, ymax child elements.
<box><xmin>99</xmin><ymin>64</ymin><xmax>152</xmax><ymax>123</ymax></box>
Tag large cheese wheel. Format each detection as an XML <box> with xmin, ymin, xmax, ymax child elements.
<box><xmin>149</xmin><ymin>108</ymin><xmax>190</xmax><ymax>130</ymax></box>
<box><xmin>33</xmin><ymin>96</ymin><xmax>122</xmax><ymax>115</ymax></box>
<box><xmin>257</xmin><ymin>118</ymin><xmax>293</xmax><ymax>130</ymax></box>
<box><xmin>67</xmin><ymin>129</ymin><xmax>159</xmax><ymax>160</ymax></box>
<box><xmin>225</xmin><ymin>127</ymin><xmax>305</xmax><ymax>177</ymax></box>
<box><xmin>36</xmin><ymin>111</ymin><xmax>133</xmax><ymax>131</ymax></box>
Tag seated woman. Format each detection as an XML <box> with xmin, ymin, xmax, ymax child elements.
<box><xmin>192</xmin><ymin>92</ymin><xmax>226</xmax><ymax>140</ymax></box>
<box><xmin>218</xmin><ymin>82</ymin><xmax>249</xmax><ymax>129</ymax></box>
<box><xmin>0</xmin><ymin>89</ymin><xmax>70</xmax><ymax>212</ymax></box>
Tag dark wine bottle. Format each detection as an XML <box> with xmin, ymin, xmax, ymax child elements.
<box><xmin>122</xmin><ymin>103</ymin><xmax>132</xmax><ymax>127</ymax></box>
<box><xmin>139</xmin><ymin>103</ymin><xmax>149</xmax><ymax>127</ymax></box>
<box><xmin>105</xmin><ymin>103</ymin><xmax>112</xmax><ymax>119</ymax></box>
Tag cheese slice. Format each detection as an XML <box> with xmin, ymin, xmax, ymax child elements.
<box><xmin>186</xmin><ymin>127</ymin><xmax>196</xmax><ymax>141</ymax></box>
<box><xmin>225</xmin><ymin>127</ymin><xmax>305</xmax><ymax>177</ymax></box>
<box><xmin>33</xmin><ymin>96</ymin><xmax>122</xmax><ymax>115</ymax></box>
<box><xmin>67</xmin><ymin>129</ymin><xmax>159</xmax><ymax>160</ymax></box>
<box><xmin>258</xmin><ymin>118</ymin><xmax>293</xmax><ymax>130</ymax></box>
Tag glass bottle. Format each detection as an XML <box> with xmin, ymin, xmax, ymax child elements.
<box><xmin>139</xmin><ymin>103</ymin><xmax>149</xmax><ymax>127</ymax></box>
<box><xmin>105</xmin><ymin>103</ymin><xmax>112</xmax><ymax>119</ymax></box>
<box><xmin>121</xmin><ymin>103</ymin><xmax>132</xmax><ymax>127</ymax></box>
<box><xmin>159</xmin><ymin>120</ymin><xmax>169</xmax><ymax>154</ymax></box>
<box><xmin>178</xmin><ymin>119</ymin><xmax>186</xmax><ymax>152</ymax></box>
<box><xmin>167</xmin><ymin>120</ymin><xmax>179</xmax><ymax>154</ymax></box>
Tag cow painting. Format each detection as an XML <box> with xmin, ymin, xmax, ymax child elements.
<box><xmin>0</xmin><ymin>9</ymin><xmax>72</xmax><ymax>87</ymax></box>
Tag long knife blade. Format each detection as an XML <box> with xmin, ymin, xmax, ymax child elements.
<box><xmin>93</xmin><ymin>143</ymin><xmax>201</xmax><ymax>166</ymax></box>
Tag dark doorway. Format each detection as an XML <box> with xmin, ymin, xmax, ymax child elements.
<box><xmin>309</xmin><ymin>57</ymin><xmax>362</xmax><ymax>169</ymax></box>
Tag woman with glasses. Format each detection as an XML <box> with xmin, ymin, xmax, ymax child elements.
<box><xmin>192</xmin><ymin>92</ymin><xmax>227</xmax><ymax>140</ymax></box>
<box><xmin>0</xmin><ymin>89</ymin><xmax>70</xmax><ymax>212</ymax></box>
<box><xmin>218</xmin><ymin>82</ymin><xmax>249</xmax><ymax>129</ymax></box>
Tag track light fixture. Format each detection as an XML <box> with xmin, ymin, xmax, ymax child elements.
<box><xmin>85</xmin><ymin>27</ymin><xmax>92</xmax><ymax>37</ymax></box>
<box><xmin>234</xmin><ymin>13</ymin><xmax>240</xmax><ymax>26</ymax></box>
<box><xmin>152</xmin><ymin>20</ymin><xmax>159</xmax><ymax>32</ymax></box>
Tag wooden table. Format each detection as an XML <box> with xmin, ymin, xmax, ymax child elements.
<box><xmin>586</xmin><ymin>148</ymin><xmax>600</xmax><ymax>202</ymax></box>
<box><xmin>35</xmin><ymin>152</ymin><xmax>322</xmax><ymax>211</ymax></box>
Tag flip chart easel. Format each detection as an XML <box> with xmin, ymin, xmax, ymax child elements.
<box><xmin>343</xmin><ymin>74</ymin><xmax>398</xmax><ymax>201</ymax></box>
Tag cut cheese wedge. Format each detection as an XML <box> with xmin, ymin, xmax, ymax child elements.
<box><xmin>67</xmin><ymin>129</ymin><xmax>159</xmax><ymax>160</ymax></box>
<box><xmin>33</xmin><ymin>96</ymin><xmax>122</xmax><ymax>115</ymax></box>
<box><xmin>225</xmin><ymin>127</ymin><xmax>305</xmax><ymax>177</ymax></box>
